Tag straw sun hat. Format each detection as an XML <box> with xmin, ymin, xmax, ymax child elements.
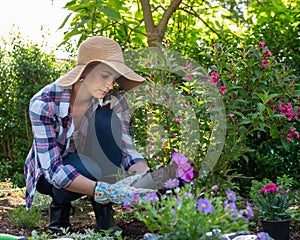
<box><xmin>55</xmin><ymin>36</ymin><xmax>145</xmax><ymax>91</ymax></box>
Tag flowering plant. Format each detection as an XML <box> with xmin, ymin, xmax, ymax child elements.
<box><xmin>251</xmin><ymin>176</ymin><xmax>297</xmax><ymax>221</ymax></box>
<box><xmin>126</xmin><ymin>152</ymin><xmax>254</xmax><ymax>239</ymax></box>
<box><xmin>133</xmin><ymin>184</ymin><xmax>253</xmax><ymax>239</ymax></box>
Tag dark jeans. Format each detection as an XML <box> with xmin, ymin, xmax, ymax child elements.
<box><xmin>36</xmin><ymin>107</ymin><xmax>123</xmax><ymax>204</ymax></box>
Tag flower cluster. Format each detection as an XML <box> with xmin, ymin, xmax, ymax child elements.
<box><xmin>209</xmin><ymin>71</ymin><xmax>227</xmax><ymax>95</ymax></box>
<box><xmin>255</xmin><ymin>183</ymin><xmax>295</xmax><ymax>221</ymax></box>
<box><xmin>224</xmin><ymin>189</ymin><xmax>254</xmax><ymax>221</ymax></box>
<box><xmin>135</xmin><ymin>184</ymin><xmax>253</xmax><ymax>238</ymax></box>
<box><xmin>277</xmin><ymin>102</ymin><xmax>299</xmax><ymax>121</ymax></box>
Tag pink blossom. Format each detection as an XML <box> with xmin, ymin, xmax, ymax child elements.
<box><xmin>172</xmin><ymin>152</ymin><xmax>194</xmax><ymax>182</ymax></box>
<box><xmin>210</xmin><ymin>71</ymin><xmax>219</xmax><ymax>79</ymax></box>
<box><xmin>228</xmin><ymin>113</ymin><xmax>235</xmax><ymax>118</ymax></box>
<box><xmin>279</xmin><ymin>190</ymin><xmax>284</xmax><ymax>195</ymax></box>
<box><xmin>259</xmin><ymin>183</ymin><xmax>278</xmax><ymax>194</ymax></box>
<box><xmin>262</xmin><ymin>60</ymin><xmax>269</xmax><ymax>67</ymax></box>
<box><xmin>176</xmin><ymin>162</ymin><xmax>194</xmax><ymax>182</ymax></box>
<box><xmin>227</xmin><ymin>72</ymin><xmax>233</xmax><ymax>77</ymax></box>
<box><xmin>210</xmin><ymin>78</ymin><xmax>218</xmax><ymax>85</ymax></box>
<box><xmin>172</xmin><ymin>152</ymin><xmax>189</xmax><ymax>165</ymax></box>
<box><xmin>185</xmin><ymin>63</ymin><xmax>192</xmax><ymax>69</ymax></box>
<box><xmin>259</xmin><ymin>42</ymin><xmax>266</xmax><ymax>47</ymax></box>
<box><xmin>280</xmin><ymin>102</ymin><xmax>296</xmax><ymax>121</ymax></box>
<box><xmin>219</xmin><ymin>85</ymin><xmax>227</xmax><ymax>94</ymax></box>
<box><xmin>185</xmin><ymin>74</ymin><xmax>193</xmax><ymax>80</ymax></box>
<box><xmin>173</xmin><ymin>117</ymin><xmax>180</xmax><ymax>123</ymax></box>
<box><xmin>264</xmin><ymin>49</ymin><xmax>272</xmax><ymax>58</ymax></box>
<box><xmin>286</xmin><ymin>134</ymin><xmax>293</xmax><ymax>142</ymax></box>
<box><xmin>289</xmin><ymin>126</ymin><xmax>295</xmax><ymax>132</ymax></box>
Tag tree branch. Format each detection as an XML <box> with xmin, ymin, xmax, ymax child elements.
<box><xmin>157</xmin><ymin>0</ymin><xmax>183</xmax><ymax>35</ymax></box>
<box><xmin>179</xmin><ymin>6</ymin><xmax>223</xmax><ymax>39</ymax></box>
<box><xmin>139</xmin><ymin>0</ymin><xmax>155</xmax><ymax>34</ymax></box>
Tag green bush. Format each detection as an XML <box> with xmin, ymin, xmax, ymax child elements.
<box><xmin>0</xmin><ymin>34</ymin><xmax>73</xmax><ymax>187</ymax></box>
<box><xmin>8</xmin><ymin>206</ymin><xmax>41</xmax><ymax>229</ymax></box>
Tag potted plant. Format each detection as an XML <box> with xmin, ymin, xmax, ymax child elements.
<box><xmin>251</xmin><ymin>176</ymin><xmax>298</xmax><ymax>240</ymax></box>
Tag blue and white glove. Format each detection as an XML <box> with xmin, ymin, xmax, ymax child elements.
<box><xmin>93</xmin><ymin>175</ymin><xmax>155</xmax><ymax>205</ymax></box>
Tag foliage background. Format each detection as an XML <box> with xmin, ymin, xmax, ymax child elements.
<box><xmin>0</xmin><ymin>0</ymin><xmax>299</xmax><ymax>192</ymax></box>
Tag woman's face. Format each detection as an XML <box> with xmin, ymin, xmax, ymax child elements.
<box><xmin>82</xmin><ymin>63</ymin><xmax>120</xmax><ymax>99</ymax></box>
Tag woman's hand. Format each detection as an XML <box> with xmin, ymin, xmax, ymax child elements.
<box><xmin>128</xmin><ymin>162</ymin><xmax>150</xmax><ymax>175</ymax></box>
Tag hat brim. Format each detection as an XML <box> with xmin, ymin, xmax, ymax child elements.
<box><xmin>55</xmin><ymin>60</ymin><xmax>145</xmax><ymax>92</ymax></box>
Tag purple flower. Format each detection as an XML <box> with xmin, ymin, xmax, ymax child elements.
<box><xmin>184</xmin><ymin>192</ymin><xmax>194</xmax><ymax>199</ymax></box>
<box><xmin>197</xmin><ymin>198</ymin><xmax>214</xmax><ymax>213</ymax></box>
<box><xmin>145</xmin><ymin>192</ymin><xmax>159</xmax><ymax>203</ymax></box>
<box><xmin>123</xmin><ymin>200</ymin><xmax>131</xmax><ymax>211</ymax></box>
<box><xmin>256</xmin><ymin>232</ymin><xmax>266</xmax><ymax>240</ymax></box>
<box><xmin>239</xmin><ymin>201</ymin><xmax>254</xmax><ymax>220</ymax></box>
<box><xmin>164</xmin><ymin>178</ymin><xmax>180</xmax><ymax>189</ymax></box>
<box><xmin>224</xmin><ymin>200</ymin><xmax>239</xmax><ymax>217</ymax></box>
<box><xmin>212</xmin><ymin>185</ymin><xmax>219</xmax><ymax>191</ymax></box>
<box><xmin>225</xmin><ymin>189</ymin><xmax>237</xmax><ymax>202</ymax></box>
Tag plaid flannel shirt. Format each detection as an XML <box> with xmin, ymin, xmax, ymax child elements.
<box><xmin>24</xmin><ymin>83</ymin><xmax>145</xmax><ymax>209</ymax></box>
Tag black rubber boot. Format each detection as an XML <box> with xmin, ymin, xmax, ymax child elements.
<box><xmin>91</xmin><ymin>200</ymin><xmax>121</xmax><ymax>231</ymax></box>
<box><xmin>48</xmin><ymin>201</ymin><xmax>72</xmax><ymax>233</ymax></box>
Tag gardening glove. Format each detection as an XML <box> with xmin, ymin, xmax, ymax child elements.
<box><xmin>93</xmin><ymin>175</ymin><xmax>156</xmax><ymax>205</ymax></box>
<box><xmin>131</xmin><ymin>161</ymin><xmax>177</xmax><ymax>190</ymax></box>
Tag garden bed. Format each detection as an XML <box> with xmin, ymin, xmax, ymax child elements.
<box><xmin>0</xmin><ymin>190</ymin><xmax>299</xmax><ymax>239</ymax></box>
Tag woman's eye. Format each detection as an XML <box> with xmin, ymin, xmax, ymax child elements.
<box><xmin>101</xmin><ymin>74</ymin><xmax>110</xmax><ymax>79</ymax></box>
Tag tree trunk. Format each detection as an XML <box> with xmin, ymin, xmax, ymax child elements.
<box><xmin>139</xmin><ymin>0</ymin><xmax>183</xmax><ymax>47</ymax></box>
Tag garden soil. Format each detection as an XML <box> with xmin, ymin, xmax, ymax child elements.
<box><xmin>0</xmin><ymin>190</ymin><xmax>299</xmax><ymax>239</ymax></box>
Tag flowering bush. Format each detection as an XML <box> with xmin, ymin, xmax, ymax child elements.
<box><xmin>125</xmin><ymin>152</ymin><xmax>254</xmax><ymax>239</ymax></box>
<box><xmin>202</xmin><ymin>40</ymin><xmax>300</xmax><ymax>187</ymax></box>
<box><xmin>250</xmin><ymin>175</ymin><xmax>298</xmax><ymax>221</ymax></box>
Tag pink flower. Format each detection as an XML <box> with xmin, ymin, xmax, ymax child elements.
<box><xmin>172</xmin><ymin>152</ymin><xmax>194</xmax><ymax>182</ymax></box>
<box><xmin>176</xmin><ymin>162</ymin><xmax>194</xmax><ymax>182</ymax></box>
<box><xmin>227</xmin><ymin>71</ymin><xmax>233</xmax><ymax>77</ymax></box>
<box><xmin>210</xmin><ymin>71</ymin><xmax>219</xmax><ymax>79</ymax></box>
<box><xmin>279</xmin><ymin>190</ymin><xmax>284</xmax><ymax>195</ymax></box>
<box><xmin>219</xmin><ymin>85</ymin><xmax>227</xmax><ymax>94</ymax></box>
<box><xmin>172</xmin><ymin>152</ymin><xmax>189</xmax><ymax>166</ymax></box>
<box><xmin>228</xmin><ymin>113</ymin><xmax>235</xmax><ymax>118</ymax></box>
<box><xmin>185</xmin><ymin>74</ymin><xmax>193</xmax><ymax>80</ymax></box>
<box><xmin>173</xmin><ymin>117</ymin><xmax>180</xmax><ymax>123</ymax></box>
<box><xmin>185</xmin><ymin>63</ymin><xmax>192</xmax><ymax>69</ymax></box>
<box><xmin>264</xmin><ymin>49</ymin><xmax>272</xmax><ymax>58</ymax></box>
<box><xmin>259</xmin><ymin>183</ymin><xmax>278</xmax><ymax>194</ymax></box>
<box><xmin>262</xmin><ymin>60</ymin><xmax>268</xmax><ymax>67</ymax></box>
<box><xmin>259</xmin><ymin>42</ymin><xmax>266</xmax><ymax>47</ymax></box>
<box><xmin>286</xmin><ymin>134</ymin><xmax>293</xmax><ymax>142</ymax></box>
<box><xmin>289</xmin><ymin>127</ymin><xmax>295</xmax><ymax>132</ymax></box>
<box><xmin>210</xmin><ymin>78</ymin><xmax>218</xmax><ymax>85</ymax></box>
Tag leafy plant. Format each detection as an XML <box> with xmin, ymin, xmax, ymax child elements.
<box><xmin>8</xmin><ymin>206</ymin><xmax>41</xmax><ymax>229</ymax></box>
<box><xmin>250</xmin><ymin>175</ymin><xmax>298</xmax><ymax>221</ymax></box>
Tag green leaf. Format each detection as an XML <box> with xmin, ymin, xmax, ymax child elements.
<box><xmin>102</xmin><ymin>6</ymin><xmax>121</xmax><ymax>20</ymax></box>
